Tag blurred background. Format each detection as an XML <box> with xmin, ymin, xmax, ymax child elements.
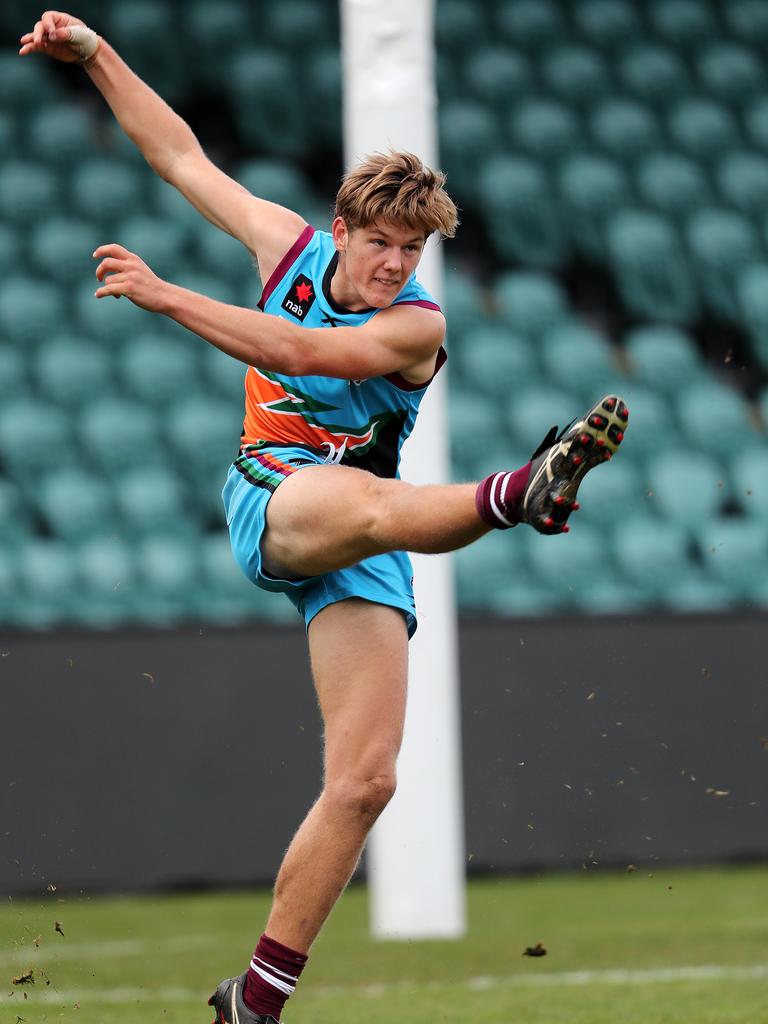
<box><xmin>0</xmin><ymin>0</ymin><xmax>766</xmax><ymax>894</ymax></box>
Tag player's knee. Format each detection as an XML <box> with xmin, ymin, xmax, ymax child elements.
<box><xmin>326</xmin><ymin>769</ymin><xmax>397</xmax><ymax>824</ymax></box>
<box><xmin>363</xmin><ymin>475</ymin><xmax>407</xmax><ymax>547</ymax></box>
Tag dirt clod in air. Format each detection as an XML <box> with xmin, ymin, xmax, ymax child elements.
<box><xmin>523</xmin><ymin>942</ymin><xmax>547</xmax><ymax>957</ymax></box>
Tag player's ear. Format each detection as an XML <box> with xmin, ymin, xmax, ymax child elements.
<box><xmin>331</xmin><ymin>216</ymin><xmax>349</xmax><ymax>253</ymax></box>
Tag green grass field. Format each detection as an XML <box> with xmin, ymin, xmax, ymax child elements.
<box><xmin>2</xmin><ymin>864</ymin><xmax>767</xmax><ymax>1024</ymax></box>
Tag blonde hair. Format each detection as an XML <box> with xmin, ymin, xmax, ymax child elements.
<box><xmin>334</xmin><ymin>150</ymin><xmax>459</xmax><ymax>239</ymax></box>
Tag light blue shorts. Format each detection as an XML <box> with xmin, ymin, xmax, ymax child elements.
<box><xmin>222</xmin><ymin>445</ymin><xmax>417</xmax><ymax>637</ymax></box>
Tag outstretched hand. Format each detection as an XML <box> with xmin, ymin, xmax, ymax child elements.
<box><xmin>19</xmin><ymin>10</ymin><xmax>98</xmax><ymax>62</ymax></box>
<box><xmin>94</xmin><ymin>244</ymin><xmax>170</xmax><ymax>314</ymax></box>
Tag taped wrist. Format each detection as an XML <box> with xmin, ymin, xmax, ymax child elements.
<box><xmin>66</xmin><ymin>25</ymin><xmax>101</xmax><ymax>63</ymax></box>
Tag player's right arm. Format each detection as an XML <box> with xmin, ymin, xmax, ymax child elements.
<box><xmin>18</xmin><ymin>10</ymin><xmax>306</xmax><ymax>283</ymax></box>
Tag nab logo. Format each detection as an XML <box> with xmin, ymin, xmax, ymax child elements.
<box><xmin>282</xmin><ymin>274</ymin><xmax>316</xmax><ymax>322</ymax></box>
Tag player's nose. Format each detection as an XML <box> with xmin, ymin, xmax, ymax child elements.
<box><xmin>382</xmin><ymin>247</ymin><xmax>402</xmax><ymax>272</ymax></box>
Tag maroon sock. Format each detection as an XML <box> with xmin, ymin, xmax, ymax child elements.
<box><xmin>243</xmin><ymin>933</ymin><xmax>308</xmax><ymax>1021</ymax></box>
<box><xmin>475</xmin><ymin>464</ymin><xmax>532</xmax><ymax>529</ymax></box>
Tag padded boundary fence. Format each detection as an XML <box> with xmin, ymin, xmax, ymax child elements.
<box><xmin>1</xmin><ymin>613</ymin><xmax>765</xmax><ymax>895</ymax></box>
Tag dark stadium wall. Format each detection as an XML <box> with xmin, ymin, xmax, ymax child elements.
<box><xmin>1</xmin><ymin>615</ymin><xmax>766</xmax><ymax>896</ymax></box>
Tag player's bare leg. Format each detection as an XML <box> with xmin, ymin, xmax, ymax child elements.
<box><xmin>263</xmin><ymin>394</ymin><xmax>630</xmax><ymax>579</ymax></box>
<box><xmin>265</xmin><ymin>599</ymin><xmax>408</xmax><ymax>950</ymax></box>
<box><xmin>209</xmin><ymin>600</ymin><xmax>408</xmax><ymax>1024</ymax></box>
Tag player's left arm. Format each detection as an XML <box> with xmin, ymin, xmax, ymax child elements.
<box><xmin>93</xmin><ymin>244</ymin><xmax>445</xmax><ymax>380</ymax></box>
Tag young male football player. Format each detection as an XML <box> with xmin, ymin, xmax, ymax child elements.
<box><xmin>21</xmin><ymin>13</ymin><xmax>628</xmax><ymax>1022</ymax></box>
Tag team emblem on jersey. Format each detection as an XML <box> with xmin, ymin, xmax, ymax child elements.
<box><xmin>282</xmin><ymin>274</ymin><xmax>316</xmax><ymax>321</ymax></box>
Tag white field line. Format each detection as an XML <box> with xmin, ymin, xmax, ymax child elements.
<box><xmin>2</xmin><ymin>964</ymin><xmax>767</xmax><ymax>1006</ymax></box>
<box><xmin>0</xmin><ymin>934</ymin><xmax>211</xmax><ymax>966</ymax></box>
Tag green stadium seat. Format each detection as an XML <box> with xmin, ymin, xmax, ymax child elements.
<box><xmin>29</xmin><ymin>217</ymin><xmax>101</xmax><ymax>286</ymax></box>
<box><xmin>151</xmin><ymin>176</ymin><xmax>204</xmax><ymax>232</ymax></box>
<box><xmin>607</xmin><ymin>210</ymin><xmax>698</xmax><ymax>324</ymax></box>
<box><xmin>574</xmin><ymin>0</ymin><xmax>640</xmax><ymax>52</ymax></box>
<box><xmin>496</xmin><ymin>0</ymin><xmax>564</xmax><ymax>50</ymax></box>
<box><xmin>463</xmin><ymin>48</ymin><xmax>532</xmax><ymax>110</ymax></box>
<box><xmin>661</xmin><ymin>575</ymin><xmax>735</xmax><ymax>612</ymax></box>
<box><xmin>0</xmin><ymin>112</ymin><xmax>13</xmax><ymax>156</ymax></box>
<box><xmin>610</xmin><ymin>383</ymin><xmax>673</xmax><ymax>463</ymax></box>
<box><xmin>686</xmin><ymin>208</ymin><xmax>760</xmax><ymax>321</ymax></box>
<box><xmin>184</xmin><ymin>1</ymin><xmax>252</xmax><ymax>86</ymax></box>
<box><xmin>449</xmin><ymin>388</ymin><xmax>506</xmax><ymax>455</ymax></box>
<box><xmin>729</xmin><ymin>448</ymin><xmax>768</xmax><ymax>518</ymax></box>
<box><xmin>16</xmin><ymin>538</ymin><xmax>78</xmax><ymax>629</ymax></box>
<box><xmin>509</xmin><ymin>98</ymin><xmax>581</xmax><ymax>164</ymax></box>
<box><xmin>495</xmin><ymin>272</ymin><xmax>569</xmax><ymax>339</ymax></box>
<box><xmin>624</xmin><ymin>325</ymin><xmax>704</xmax><ymax>395</ymax></box>
<box><xmin>134</xmin><ymin>533</ymin><xmax>201</xmax><ymax>623</ymax></box>
<box><xmin>440</xmin><ymin>101</ymin><xmax>503</xmax><ymax>200</ymax></box>
<box><xmin>758</xmin><ymin>387</ymin><xmax>768</xmax><ymax>433</ymax></box>
<box><xmin>724</xmin><ymin>0</ymin><xmax>768</xmax><ymax>45</ymax></box>
<box><xmin>539</xmin><ymin>322</ymin><xmax>624</xmax><ymax>399</ymax></box>
<box><xmin>115</xmin><ymin>215</ymin><xmax>190</xmax><ymax>281</ymax></box>
<box><xmin>0</xmin><ymin>346</ymin><xmax>28</xmax><ymax>403</ymax></box>
<box><xmin>74</xmin><ymin>535</ymin><xmax>138</xmax><ymax>628</ymax></box>
<box><xmin>0</xmin><ymin>54</ymin><xmax>62</xmax><ymax>108</ymax></box>
<box><xmin>676</xmin><ymin>381</ymin><xmax>761</xmax><ymax>460</ymax></box>
<box><xmin>667</xmin><ymin>98</ymin><xmax>740</xmax><ymax>166</ymax></box>
<box><xmin>646</xmin><ymin>451</ymin><xmax>726</xmax><ymax>526</ymax></box>
<box><xmin>745</xmin><ymin>97</ymin><xmax>768</xmax><ymax>154</ymax></box>
<box><xmin>479</xmin><ymin>156</ymin><xmax>567</xmax><ymax>270</ymax></box>
<box><xmin>558</xmin><ymin>153</ymin><xmax>630</xmax><ymax>260</ymax></box>
<box><xmin>32</xmin><ymin>336</ymin><xmax>112</xmax><ymax>408</ymax></box>
<box><xmin>576</xmin><ymin>457</ymin><xmax>648</xmax><ymax>529</ymax></box>
<box><xmin>636</xmin><ymin>153</ymin><xmax>710</xmax><ymax>223</ymax></box>
<box><xmin>74</xmin><ymin>279</ymin><xmax>153</xmax><ymax>345</ymax></box>
<box><xmin>166</xmin><ymin>395</ymin><xmax>241</xmax><ymax>489</ymax></box>
<box><xmin>738</xmin><ymin>264</ymin><xmax>768</xmax><ymax>369</ymax></box>
<box><xmin>0</xmin><ymin>545</ymin><xmax>18</xmax><ymax>624</ymax></box>
<box><xmin>118</xmin><ymin>333</ymin><xmax>201</xmax><ymax>405</ymax></box>
<box><xmin>0</xmin><ymin>400</ymin><xmax>74</xmax><ymax>486</ymax></box>
<box><xmin>697</xmin><ymin>45</ymin><xmax>765</xmax><ymax>105</ymax></box>
<box><xmin>262</xmin><ymin>0</ymin><xmax>334</xmax><ymax>50</ymax></box>
<box><xmin>34</xmin><ymin>468</ymin><xmax>113</xmax><ymax>542</ymax></box>
<box><xmin>452</xmin><ymin>438</ymin><xmax>530</xmax><ymax>486</ymax></box>
<box><xmin>227</xmin><ymin>49</ymin><xmax>307</xmax><ymax>158</ymax></box>
<box><xmin>454</xmin><ymin>324</ymin><xmax>538</xmax><ymax>400</ymax></box>
<box><xmin>70</xmin><ymin>159</ymin><xmax>148</xmax><ymax>225</ymax></box>
<box><xmin>0</xmin><ymin>160</ymin><xmax>59</xmax><ymax>225</ymax></box>
<box><xmin>202</xmin><ymin>345</ymin><xmax>247</xmax><ymax>403</ymax></box>
<box><xmin>174</xmin><ymin>271</ymin><xmax>237</xmax><ymax>307</ymax></box>
<box><xmin>0</xmin><ymin>478</ymin><xmax>32</xmax><ymax>545</ymax></box>
<box><xmin>199</xmin><ymin>531</ymin><xmax>280</xmax><ymax>624</ymax></box>
<box><xmin>697</xmin><ymin>518</ymin><xmax>768</xmax><ymax>596</ymax></box>
<box><xmin>442</xmin><ymin>269</ymin><xmax>488</xmax><ymax>347</ymax></box>
<box><xmin>113</xmin><ymin>465</ymin><xmax>197</xmax><ymax>537</ymax></box>
<box><xmin>589</xmin><ymin>99</ymin><xmax>662</xmax><ymax>166</ymax></box>
<box><xmin>26</xmin><ymin>104</ymin><xmax>93</xmax><ymax>165</ymax></box>
<box><xmin>0</xmin><ymin>277</ymin><xmax>66</xmax><ymax>345</ymax></box>
<box><xmin>716</xmin><ymin>152</ymin><xmax>768</xmax><ymax>218</ymax></box>
<box><xmin>107</xmin><ymin>1</ymin><xmax>183</xmax><ymax>100</ymax></box>
<box><xmin>540</xmin><ymin>45</ymin><xmax>611</xmax><ymax>108</ymax></box>
<box><xmin>482</xmin><ymin>579</ymin><xmax>564</xmax><ymax>616</ymax></box>
<box><xmin>522</xmin><ymin>521</ymin><xmax>609</xmax><ymax>599</ymax></box>
<box><xmin>648</xmin><ymin>0</ymin><xmax>717</xmax><ymax>50</ymax></box>
<box><xmin>506</xmin><ymin>385</ymin><xmax>578</xmax><ymax>453</ymax></box>
<box><xmin>454</xmin><ymin>529</ymin><xmax>522</xmax><ymax>611</ymax></box>
<box><xmin>612</xmin><ymin>517</ymin><xmax>695</xmax><ymax>600</ymax></box>
<box><xmin>195</xmin><ymin>221</ymin><xmax>256</xmax><ymax>285</ymax></box>
<box><xmin>617</xmin><ymin>45</ymin><xmax>689</xmax><ymax>108</ymax></box>
<box><xmin>305</xmin><ymin>49</ymin><xmax>342</xmax><ymax>150</ymax></box>
<box><xmin>236</xmin><ymin>159</ymin><xmax>317</xmax><ymax>222</ymax></box>
<box><xmin>78</xmin><ymin>398</ymin><xmax>163</xmax><ymax>473</ymax></box>
<box><xmin>436</xmin><ymin>0</ymin><xmax>488</xmax><ymax>55</ymax></box>
<box><xmin>0</xmin><ymin>222</ymin><xmax>21</xmax><ymax>275</ymax></box>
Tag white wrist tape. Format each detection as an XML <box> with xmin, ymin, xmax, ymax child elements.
<box><xmin>66</xmin><ymin>24</ymin><xmax>101</xmax><ymax>63</ymax></box>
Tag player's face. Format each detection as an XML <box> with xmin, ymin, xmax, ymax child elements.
<box><xmin>332</xmin><ymin>218</ymin><xmax>427</xmax><ymax>309</ymax></box>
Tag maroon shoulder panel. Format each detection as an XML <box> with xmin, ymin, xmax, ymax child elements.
<box><xmin>257</xmin><ymin>225</ymin><xmax>315</xmax><ymax>310</ymax></box>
